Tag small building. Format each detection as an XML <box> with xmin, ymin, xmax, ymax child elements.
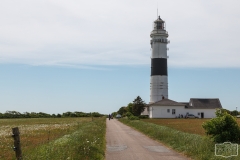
<box><xmin>143</xmin><ymin>98</ymin><xmax>222</xmax><ymax>118</ymax></box>
<box><xmin>183</xmin><ymin>98</ymin><xmax>222</xmax><ymax>118</ymax></box>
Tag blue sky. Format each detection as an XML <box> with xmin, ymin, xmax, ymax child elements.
<box><xmin>1</xmin><ymin>0</ymin><xmax>240</xmax><ymax>114</ymax></box>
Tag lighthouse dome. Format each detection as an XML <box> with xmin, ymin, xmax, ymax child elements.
<box><xmin>153</xmin><ymin>16</ymin><xmax>165</xmax><ymax>30</ymax></box>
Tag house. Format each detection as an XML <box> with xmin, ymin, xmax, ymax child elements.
<box><xmin>142</xmin><ymin>98</ymin><xmax>222</xmax><ymax>118</ymax></box>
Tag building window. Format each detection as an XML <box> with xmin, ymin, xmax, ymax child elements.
<box><xmin>172</xmin><ymin>109</ymin><xmax>176</xmax><ymax>115</ymax></box>
<box><xmin>198</xmin><ymin>112</ymin><xmax>200</xmax><ymax>115</ymax></box>
<box><xmin>167</xmin><ymin>109</ymin><xmax>170</xmax><ymax>113</ymax></box>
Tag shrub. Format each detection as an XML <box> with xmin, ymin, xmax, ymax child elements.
<box><xmin>124</xmin><ymin>112</ymin><xmax>139</xmax><ymax>120</ymax></box>
<box><xmin>128</xmin><ymin>115</ymin><xmax>140</xmax><ymax>120</ymax></box>
<box><xmin>125</xmin><ymin>112</ymin><xmax>133</xmax><ymax>118</ymax></box>
<box><xmin>202</xmin><ymin>109</ymin><xmax>240</xmax><ymax>143</ymax></box>
<box><xmin>139</xmin><ymin>115</ymin><xmax>149</xmax><ymax>119</ymax></box>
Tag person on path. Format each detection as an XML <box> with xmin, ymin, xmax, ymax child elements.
<box><xmin>109</xmin><ymin>114</ymin><xmax>111</xmax><ymax>120</ymax></box>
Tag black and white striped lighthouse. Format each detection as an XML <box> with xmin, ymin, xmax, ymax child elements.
<box><xmin>150</xmin><ymin>16</ymin><xmax>169</xmax><ymax>103</ymax></box>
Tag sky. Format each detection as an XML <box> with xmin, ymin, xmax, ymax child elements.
<box><xmin>0</xmin><ymin>0</ymin><xmax>240</xmax><ymax>114</ymax></box>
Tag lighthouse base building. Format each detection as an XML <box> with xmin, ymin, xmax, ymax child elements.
<box><xmin>142</xmin><ymin>16</ymin><xmax>223</xmax><ymax>118</ymax></box>
<box><xmin>143</xmin><ymin>98</ymin><xmax>222</xmax><ymax>118</ymax></box>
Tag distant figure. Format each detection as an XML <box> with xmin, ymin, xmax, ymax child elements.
<box><xmin>109</xmin><ymin>114</ymin><xmax>111</xmax><ymax>120</ymax></box>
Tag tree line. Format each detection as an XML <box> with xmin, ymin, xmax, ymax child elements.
<box><xmin>0</xmin><ymin>111</ymin><xmax>104</xmax><ymax>119</ymax></box>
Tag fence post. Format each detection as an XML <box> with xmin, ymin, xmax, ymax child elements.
<box><xmin>12</xmin><ymin>127</ymin><xmax>22</xmax><ymax>160</ymax></box>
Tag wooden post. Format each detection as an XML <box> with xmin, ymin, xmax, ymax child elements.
<box><xmin>12</xmin><ymin>127</ymin><xmax>22</xmax><ymax>160</ymax></box>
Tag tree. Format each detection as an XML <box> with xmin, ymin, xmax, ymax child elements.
<box><xmin>62</xmin><ymin>111</ymin><xmax>72</xmax><ymax>117</ymax></box>
<box><xmin>111</xmin><ymin>112</ymin><xmax>117</xmax><ymax>117</ymax></box>
<box><xmin>231</xmin><ymin>110</ymin><xmax>238</xmax><ymax>116</ymax></box>
<box><xmin>202</xmin><ymin>109</ymin><xmax>240</xmax><ymax>143</ymax></box>
<box><xmin>91</xmin><ymin>112</ymin><xmax>102</xmax><ymax>117</ymax></box>
<box><xmin>23</xmin><ymin>112</ymin><xmax>31</xmax><ymax>118</ymax></box>
<box><xmin>126</xmin><ymin>103</ymin><xmax>133</xmax><ymax>113</ymax></box>
<box><xmin>117</xmin><ymin>106</ymin><xmax>127</xmax><ymax>115</ymax></box>
<box><xmin>132</xmin><ymin>96</ymin><xmax>146</xmax><ymax>116</ymax></box>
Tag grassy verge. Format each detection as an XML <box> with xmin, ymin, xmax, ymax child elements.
<box><xmin>23</xmin><ymin>117</ymin><xmax>106</xmax><ymax>160</ymax></box>
<box><xmin>119</xmin><ymin>118</ymin><xmax>240</xmax><ymax>160</ymax></box>
<box><xmin>142</xmin><ymin>118</ymin><xmax>208</xmax><ymax>136</ymax></box>
<box><xmin>0</xmin><ymin>117</ymin><xmax>106</xmax><ymax>160</ymax></box>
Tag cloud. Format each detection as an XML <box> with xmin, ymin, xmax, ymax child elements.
<box><xmin>0</xmin><ymin>0</ymin><xmax>240</xmax><ymax>68</ymax></box>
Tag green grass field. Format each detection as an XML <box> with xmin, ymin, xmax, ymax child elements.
<box><xmin>0</xmin><ymin>117</ymin><xmax>106</xmax><ymax>160</ymax></box>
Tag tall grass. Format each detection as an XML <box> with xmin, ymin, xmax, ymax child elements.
<box><xmin>119</xmin><ymin>119</ymin><xmax>240</xmax><ymax>160</ymax></box>
<box><xmin>0</xmin><ymin>117</ymin><xmax>106</xmax><ymax>160</ymax></box>
<box><xmin>143</xmin><ymin>118</ymin><xmax>208</xmax><ymax>136</ymax></box>
<box><xmin>24</xmin><ymin>117</ymin><xmax>106</xmax><ymax>160</ymax></box>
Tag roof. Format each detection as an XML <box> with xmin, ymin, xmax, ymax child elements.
<box><xmin>148</xmin><ymin>99</ymin><xmax>185</xmax><ymax>106</ymax></box>
<box><xmin>154</xmin><ymin>16</ymin><xmax>164</xmax><ymax>22</ymax></box>
<box><xmin>186</xmin><ymin>98</ymin><xmax>222</xmax><ymax>109</ymax></box>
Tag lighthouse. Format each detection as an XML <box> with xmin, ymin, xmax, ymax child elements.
<box><xmin>150</xmin><ymin>16</ymin><xmax>169</xmax><ymax>103</ymax></box>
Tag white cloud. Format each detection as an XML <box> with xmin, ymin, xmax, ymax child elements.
<box><xmin>0</xmin><ymin>0</ymin><xmax>240</xmax><ymax>68</ymax></box>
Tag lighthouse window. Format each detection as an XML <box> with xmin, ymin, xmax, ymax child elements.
<box><xmin>172</xmin><ymin>109</ymin><xmax>176</xmax><ymax>115</ymax></box>
<box><xmin>167</xmin><ymin>109</ymin><xmax>170</xmax><ymax>113</ymax></box>
<box><xmin>156</xmin><ymin>22</ymin><xmax>163</xmax><ymax>29</ymax></box>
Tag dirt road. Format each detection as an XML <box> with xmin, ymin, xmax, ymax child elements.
<box><xmin>106</xmin><ymin>119</ymin><xmax>188</xmax><ymax>160</ymax></box>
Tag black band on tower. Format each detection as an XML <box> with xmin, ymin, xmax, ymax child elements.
<box><xmin>151</xmin><ymin>58</ymin><xmax>167</xmax><ymax>76</ymax></box>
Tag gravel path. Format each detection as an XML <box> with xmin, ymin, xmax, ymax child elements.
<box><xmin>106</xmin><ymin>118</ymin><xmax>189</xmax><ymax>160</ymax></box>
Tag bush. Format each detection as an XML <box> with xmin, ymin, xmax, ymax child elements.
<box><xmin>128</xmin><ymin>115</ymin><xmax>140</xmax><ymax>120</ymax></box>
<box><xmin>124</xmin><ymin>112</ymin><xmax>139</xmax><ymax>120</ymax></box>
<box><xmin>139</xmin><ymin>115</ymin><xmax>149</xmax><ymax>119</ymax></box>
<box><xmin>202</xmin><ymin>109</ymin><xmax>240</xmax><ymax>143</ymax></box>
<box><xmin>125</xmin><ymin>112</ymin><xmax>133</xmax><ymax>117</ymax></box>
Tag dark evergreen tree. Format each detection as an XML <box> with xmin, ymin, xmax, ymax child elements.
<box><xmin>132</xmin><ymin>96</ymin><xmax>146</xmax><ymax>116</ymax></box>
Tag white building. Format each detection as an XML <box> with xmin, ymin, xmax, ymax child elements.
<box><xmin>144</xmin><ymin>98</ymin><xmax>222</xmax><ymax>118</ymax></box>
